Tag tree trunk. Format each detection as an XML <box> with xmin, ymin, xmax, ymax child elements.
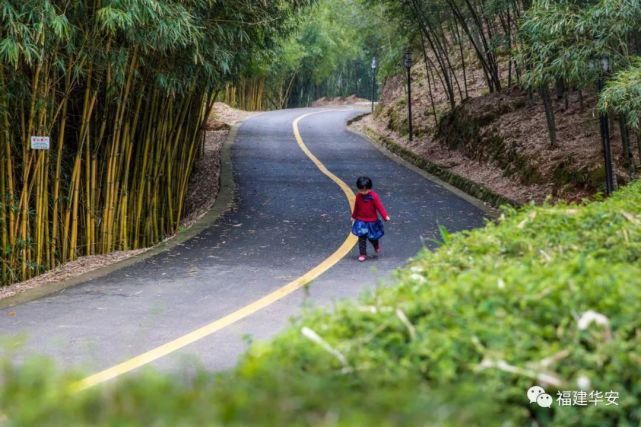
<box><xmin>539</xmin><ymin>84</ymin><xmax>557</xmax><ymax>147</ymax></box>
<box><xmin>619</xmin><ymin>116</ymin><xmax>635</xmax><ymax>179</ymax></box>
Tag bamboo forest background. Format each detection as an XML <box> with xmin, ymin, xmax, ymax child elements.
<box><xmin>0</xmin><ymin>0</ymin><xmax>310</xmax><ymax>286</ymax></box>
<box><xmin>222</xmin><ymin>0</ymin><xmax>388</xmax><ymax>109</ymax></box>
<box><xmin>353</xmin><ymin>0</ymin><xmax>641</xmax><ymax>148</ymax></box>
<box><xmin>227</xmin><ymin>0</ymin><xmax>641</xmax><ymax>138</ymax></box>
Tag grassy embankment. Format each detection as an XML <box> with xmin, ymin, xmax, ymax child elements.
<box><xmin>2</xmin><ymin>181</ymin><xmax>641</xmax><ymax>426</ymax></box>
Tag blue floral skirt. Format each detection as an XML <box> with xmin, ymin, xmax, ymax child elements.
<box><xmin>351</xmin><ymin>219</ymin><xmax>384</xmax><ymax>240</ymax></box>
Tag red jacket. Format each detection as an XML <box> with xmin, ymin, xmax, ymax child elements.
<box><xmin>352</xmin><ymin>190</ymin><xmax>389</xmax><ymax>222</ymax></box>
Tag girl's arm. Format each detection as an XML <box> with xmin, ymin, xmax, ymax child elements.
<box><xmin>373</xmin><ymin>193</ymin><xmax>390</xmax><ymax>221</ymax></box>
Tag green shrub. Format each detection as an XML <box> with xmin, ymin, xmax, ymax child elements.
<box><xmin>239</xmin><ymin>181</ymin><xmax>641</xmax><ymax>425</ymax></box>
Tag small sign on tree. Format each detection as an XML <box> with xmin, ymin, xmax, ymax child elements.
<box><xmin>30</xmin><ymin>136</ymin><xmax>50</xmax><ymax>150</ymax></box>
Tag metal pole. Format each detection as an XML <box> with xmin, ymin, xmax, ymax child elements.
<box><xmin>371</xmin><ymin>68</ymin><xmax>375</xmax><ymax>113</ymax></box>
<box><xmin>407</xmin><ymin>67</ymin><xmax>413</xmax><ymax>141</ymax></box>
<box><xmin>371</xmin><ymin>57</ymin><xmax>377</xmax><ymax>114</ymax></box>
<box><xmin>404</xmin><ymin>50</ymin><xmax>413</xmax><ymax>141</ymax></box>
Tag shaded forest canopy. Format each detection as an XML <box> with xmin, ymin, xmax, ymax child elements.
<box><xmin>227</xmin><ymin>0</ymin><xmax>641</xmax><ymax>147</ymax></box>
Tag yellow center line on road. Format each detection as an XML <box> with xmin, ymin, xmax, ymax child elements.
<box><xmin>70</xmin><ymin>110</ymin><xmax>358</xmax><ymax>392</ymax></box>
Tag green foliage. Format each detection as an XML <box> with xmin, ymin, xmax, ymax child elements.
<box><xmin>297</xmin><ymin>0</ymin><xmax>361</xmax><ymax>83</ymax></box>
<box><xmin>236</xmin><ymin>180</ymin><xmax>641</xmax><ymax>425</ymax></box>
<box><xmin>518</xmin><ymin>0</ymin><xmax>641</xmax><ymax>89</ymax></box>
<box><xmin>3</xmin><ymin>174</ymin><xmax>641</xmax><ymax>425</ymax></box>
<box><xmin>0</xmin><ymin>0</ymin><xmax>311</xmax><ymax>285</ymax></box>
<box><xmin>515</xmin><ymin>0</ymin><xmax>641</xmax><ymax>144</ymax></box>
<box><xmin>263</xmin><ymin>0</ymin><xmax>402</xmax><ymax>107</ymax></box>
<box><xmin>599</xmin><ymin>58</ymin><xmax>641</xmax><ymax>129</ymax></box>
<box><xmin>0</xmin><ymin>357</ymin><xmax>504</xmax><ymax>426</ymax></box>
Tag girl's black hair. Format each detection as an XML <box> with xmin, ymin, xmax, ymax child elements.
<box><xmin>356</xmin><ymin>176</ymin><xmax>373</xmax><ymax>190</ymax></box>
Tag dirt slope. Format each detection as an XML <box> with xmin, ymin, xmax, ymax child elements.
<box><xmin>369</xmin><ymin>63</ymin><xmax>636</xmax><ymax>204</ymax></box>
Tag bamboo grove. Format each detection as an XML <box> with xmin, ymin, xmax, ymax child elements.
<box><xmin>364</xmin><ymin>0</ymin><xmax>641</xmax><ymax>147</ymax></box>
<box><xmin>0</xmin><ymin>0</ymin><xmax>309</xmax><ymax>286</ymax></box>
<box><xmin>220</xmin><ymin>0</ymin><xmax>378</xmax><ymax>110</ymax></box>
<box><xmin>364</xmin><ymin>0</ymin><xmax>528</xmax><ymax>112</ymax></box>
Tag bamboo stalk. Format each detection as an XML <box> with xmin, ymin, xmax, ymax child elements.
<box><xmin>69</xmin><ymin>155</ymin><xmax>82</xmax><ymax>261</ymax></box>
<box><xmin>51</xmin><ymin>74</ymin><xmax>70</xmax><ymax>269</ymax></box>
<box><xmin>0</xmin><ymin>67</ymin><xmax>10</xmax><ymax>280</ymax></box>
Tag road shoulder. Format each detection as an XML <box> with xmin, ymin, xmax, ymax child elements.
<box><xmin>0</xmin><ymin>123</ymin><xmax>242</xmax><ymax>309</ymax></box>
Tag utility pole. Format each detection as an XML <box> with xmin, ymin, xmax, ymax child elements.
<box><xmin>371</xmin><ymin>56</ymin><xmax>377</xmax><ymax>113</ymax></box>
<box><xmin>404</xmin><ymin>49</ymin><xmax>413</xmax><ymax>141</ymax></box>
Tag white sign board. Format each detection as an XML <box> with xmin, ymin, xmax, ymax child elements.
<box><xmin>31</xmin><ymin>136</ymin><xmax>50</xmax><ymax>150</ymax></box>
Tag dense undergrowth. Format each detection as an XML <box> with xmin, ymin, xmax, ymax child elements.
<box><xmin>2</xmin><ymin>181</ymin><xmax>641</xmax><ymax>426</ymax></box>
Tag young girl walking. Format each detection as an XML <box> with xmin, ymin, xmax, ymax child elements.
<box><xmin>351</xmin><ymin>176</ymin><xmax>390</xmax><ymax>262</ymax></box>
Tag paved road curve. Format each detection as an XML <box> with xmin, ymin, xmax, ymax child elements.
<box><xmin>0</xmin><ymin>107</ymin><xmax>487</xmax><ymax>382</ymax></box>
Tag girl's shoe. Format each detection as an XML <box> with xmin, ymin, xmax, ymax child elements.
<box><xmin>358</xmin><ymin>255</ymin><xmax>367</xmax><ymax>262</ymax></box>
<box><xmin>375</xmin><ymin>243</ymin><xmax>381</xmax><ymax>254</ymax></box>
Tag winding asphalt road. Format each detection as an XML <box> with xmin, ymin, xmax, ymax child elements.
<box><xmin>0</xmin><ymin>107</ymin><xmax>487</xmax><ymax>384</ymax></box>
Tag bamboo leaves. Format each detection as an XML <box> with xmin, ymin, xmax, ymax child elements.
<box><xmin>0</xmin><ymin>0</ymin><xmax>309</xmax><ymax>286</ymax></box>
<box><xmin>96</xmin><ymin>6</ymin><xmax>135</xmax><ymax>36</ymax></box>
<box><xmin>0</xmin><ymin>39</ymin><xmax>19</xmax><ymax>67</ymax></box>
<box><xmin>48</xmin><ymin>12</ymin><xmax>70</xmax><ymax>42</ymax></box>
<box><xmin>600</xmin><ymin>59</ymin><xmax>641</xmax><ymax>129</ymax></box>
<box><xmin>518</xmin><ymin>0</ymin><xmax>641</xmax><ymax>145</ymax></box>
<box><xmin>519</xmin><ymin>0</ymin><xmax>641</xmax><ymax>90</ymax></box>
